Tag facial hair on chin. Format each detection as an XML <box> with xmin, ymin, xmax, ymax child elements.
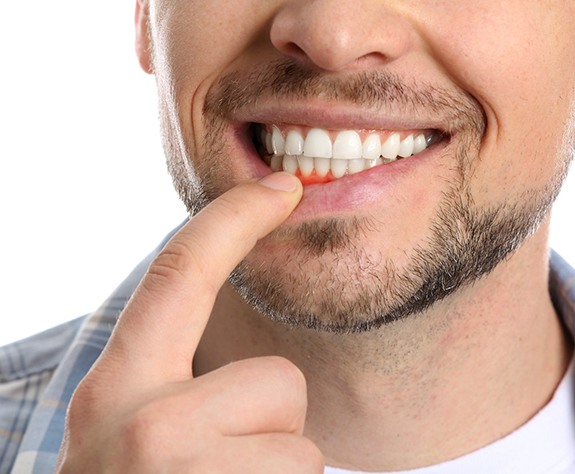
<box><xmin>162</xmin><ymin>60</ymin><xmax>568</xmax><ymax>333</ymax></box>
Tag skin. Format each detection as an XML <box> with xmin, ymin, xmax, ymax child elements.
<box><xmin>58</xmin><ymin>1</ymin><xmax>574</xmax><ymax>472</ymax></box>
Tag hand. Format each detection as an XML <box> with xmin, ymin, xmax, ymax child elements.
<box><xmin>56</xmin><ymin>173</ymin><xmax>324</xmax><ymax>473</ymax></box>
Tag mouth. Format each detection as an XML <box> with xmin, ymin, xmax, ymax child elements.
<box><xmin>250</xmin><ymin>123</ymin><xmax>446</xmax><ymax>185</ymax></box>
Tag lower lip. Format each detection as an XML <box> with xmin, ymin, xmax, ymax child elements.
<box><xmin>231</xmin><ymin>126</ymin><xmax>448</xmax><ymax>222</ymax></box>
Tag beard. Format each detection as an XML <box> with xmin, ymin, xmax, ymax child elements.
<box><xmin>159</xmin><ymin>60</ymin><xmax>570</xmax><ymax>333</ymax></box>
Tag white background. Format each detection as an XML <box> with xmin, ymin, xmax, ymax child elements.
<box><xmin>1</xmin><ymin>1</ymin><xmax>574</xmax><ymax>346</ymax></box>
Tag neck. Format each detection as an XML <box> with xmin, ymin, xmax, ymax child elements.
<box><xmin>194</xmin><ymin>223</ymin><xmax>572</xmax><ymax>471</ymax></box>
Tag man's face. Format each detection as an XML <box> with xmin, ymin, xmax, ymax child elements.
<box><xmin>138</xmin><ymin>1</ymin><xmax>575</xmax><ymax>332</ymax></box>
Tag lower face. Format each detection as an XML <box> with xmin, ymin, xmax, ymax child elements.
<box><xmin>159</xmin><ymin>62</ymin><xmax>571</xmax><ymax>334</ymax></box>
<box><xmin>154</xmin><ymin>10</ymin><xmax>574</xmax><ymax>333</ymax></box>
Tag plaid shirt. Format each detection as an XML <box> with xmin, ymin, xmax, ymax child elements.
<box><xmin>1</xmin><ymin>227</ymin><xmax>574</xmax><ymax>473</ymax></box>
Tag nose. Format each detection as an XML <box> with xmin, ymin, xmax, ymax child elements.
<box><xmin>270</xmin><ymin>0</ymin><xmax>416</xmax><ymax>72</ymax></box>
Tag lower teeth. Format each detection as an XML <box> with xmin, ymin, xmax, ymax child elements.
<box><xmin>269</xmin><ymin>154</ymin><xmax>393</xmax><ymax>179</ymax></box>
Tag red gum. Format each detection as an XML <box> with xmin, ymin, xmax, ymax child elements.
<box><xmin>295</xmin><ymin>169</ymin><xmax>335</xmax><ymax>185</ymax></box>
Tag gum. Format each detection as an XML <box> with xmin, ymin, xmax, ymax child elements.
<box><xmin>295</xmin><ymin>169</ymin><xmax>335</xmax><ymax>185</ymax></box>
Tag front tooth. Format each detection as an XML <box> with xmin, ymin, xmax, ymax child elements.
<box><xmin>381</xmin><ymin>132</ymin><xmax>401</xmax><ymax>160</ymax></box>
<box><xmin>285</xmin><ymin>130</ymin><xmax>304</xmax><ymax>156</ymax></box>
<box><xmin>331</xmin><ymin>159</ymin><xmax>347</xmax><ymax>178</ymax></box>
<box><xmin>398</xmin><ymin>135</ymin><xmax>415</xmax><ymax>158</ymax></box>
<box><xmin>283</xmin><ymin>155</ymin><xmax>298</xmax><ymax>174</ymax></box>
<box><xmin>314</xmin><ymin>157</ymin><xmax>331</xmax><ymax>178</ymax></box>
<box><xmin>413</xmin><ymin>134</ymin><xmax>427</xmax><ymax>154</ymax></box>
<box><xmin>304</xmin><ymin>128</ymin><xmax>332</xmax><ymax>158</ymax></box>
<box><xmin>362</xmin><ymin>133</ymin><xmax>381</xmax><ymax>160</ymax></box>
<box><xmin>333</xmin><ymin>130</ymin><xmax>362</xmax><ymax>159</ymax></box>
<box><xmin>272</xmin><ymin>126</ymin><xmax>285</xmax><ymax>155</ymax></box>
<box><xmin>348</xmin><ymin>159</ymin><xmax>365</xmax><ymax>175</ymax></box>
<box><xmin>297</xmin><ymin>156</ymin><xmax>314</xmax><ymax>178</ymax></box>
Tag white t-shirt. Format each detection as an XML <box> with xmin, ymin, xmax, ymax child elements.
<box><xmin>326</xmin><ymin>358</ymin><xmax>575</xmax><ymax>474</ymax></box>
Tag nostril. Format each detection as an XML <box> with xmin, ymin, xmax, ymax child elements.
<box><xmin>355</xmin><ymin>52</ymin><xmax>390</xmax><ymax>68</ymax></box>
<box><xmin>282</xmin><ymin>42</ymin><xmax>309</xmax><ymax>63</ymax></box>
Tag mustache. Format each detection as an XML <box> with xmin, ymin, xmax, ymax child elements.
<box><xmin>203</xmin><ymin>59</ymin><xmax>485</xmax><ymax>134</ymax></box>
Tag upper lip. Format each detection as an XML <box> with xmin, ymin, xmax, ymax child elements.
<box><xmin>230</xmin><ymin>101</ymin><xmax>451</xmax><ymax>134</ymax></box>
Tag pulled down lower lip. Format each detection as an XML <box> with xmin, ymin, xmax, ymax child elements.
<box><xmin>282</xmin><ymin>145</ymin><xmax>444</xmax><ymax>220</ymax></box>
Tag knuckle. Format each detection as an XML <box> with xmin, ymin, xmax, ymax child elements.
<box><xmin>118</xmin><ymin>398</ymin><xmax>210</xmax><ymax>469</ymax></box>
<box><xmin>147</xmin><ymin>240</ymin><xmax>199</xmax><ymax>285</ymax></box>
<box><xmin>65</xmin><ymin>363</ymin><xmax>126</xmax><ymax>432</ymax></box>
<box><xmin>237</xmin><ymin>356</ymin><xmax>307</xmax><ymax>395</ymax></box>
<box><xmin>120</xmin><ymin>405</ymin><xmax>167</xmax><ymax>463</ymax></box>
<box><xmin>67</xmin><ymin>375</ymin><xmax>105</xmax><ymax>424</ymax></box>
<box><xmin>300</xmin><ymin>437</ymin><xmax>325</xmax><ymax>473</ymax></box>
<box><xmin>265</xmin><ymin>356</ymin><xmax>308</xmax><ymax>395</ymax></box>
<box><xmin>143</xmin><ymin>237</ymin><xmax>216</xmax><ymax>299</ymax></box>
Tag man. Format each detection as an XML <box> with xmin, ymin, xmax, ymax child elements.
<box><xmin>1</xmin><ymin>0</ymin><xmax>574</xmax><ymax>472</ymax></box>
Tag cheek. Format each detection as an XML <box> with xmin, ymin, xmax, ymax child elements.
<box><xmin>152</xmin><ymin>1</ymin><xmax>281</xmax><ymax>172</ymax></box>
<box><xmin>156</xmin><ymin>1</ymin><xmax>276</xmax><ymax>92</ymax></box>
<box><xmin>473</xmin><ymin>72</ymin><xmax>575</xmax><ymax>204</ymax></box>
<box><xmin>468</xmin><ymin>84</ymin><xmax>573</xmax><ymax>207</ymax></box>
<box><xmin>419</xmin><ymin>4</ymin><xmax>575</xmax><ymax>203</ymax></box>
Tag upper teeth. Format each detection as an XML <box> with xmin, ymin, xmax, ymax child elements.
<box><xmin>261</xmin><ymin>126</ymin><xmax>432</xmax><ymax>179</ymax></box>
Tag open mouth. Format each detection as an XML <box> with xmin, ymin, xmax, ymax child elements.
<box><xmin>251</xmin><ymin>124</ymin><xmax>446</xmax><ymax>184</ymax></box>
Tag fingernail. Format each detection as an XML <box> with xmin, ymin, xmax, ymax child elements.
<box><xmin>258</xmin><ymin>172</ymin><xmax>300</xmax><ymax>192</ymax></box>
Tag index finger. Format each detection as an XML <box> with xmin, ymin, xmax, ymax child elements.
<box><xmin>100</xmin><ymin>172</ymin><xmax>302</xmax><ymax>383</ymax></box>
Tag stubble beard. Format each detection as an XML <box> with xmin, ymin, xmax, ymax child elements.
<box><xmin>160</xmin><ymin>60</ymin><xmax>569</xmax><ymax>334</ymax></box>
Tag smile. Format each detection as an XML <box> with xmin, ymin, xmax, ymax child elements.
<box><xmin>253</xmin><ymin>124</ymin><xmax>443</xmax><ymax>184</ymax></box>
